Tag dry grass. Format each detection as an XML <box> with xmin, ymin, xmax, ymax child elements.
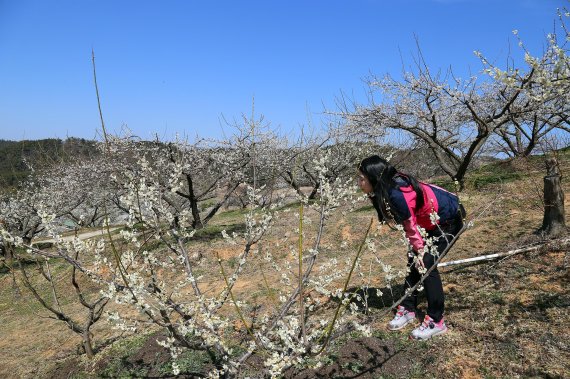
<box><xmin>434</xmin><ymin>249</ymin><xmax>570</xmax><ymax>378</ymax></box>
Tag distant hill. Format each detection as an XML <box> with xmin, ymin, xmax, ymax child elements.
<box><xmin>0</xmin><ymin>138</ymin><xmax>99</xmax><ymax>190</ymax></box>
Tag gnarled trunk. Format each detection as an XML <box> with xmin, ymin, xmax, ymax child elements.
<box><xmin>540</xmin><ymin>158</ymin><xmax>566</xmax><ymax>236</ymax></box>
<box><xmin>82</xmin><ymin>329</ymin><xmax>95</xmax><ymax>358</ymax></box>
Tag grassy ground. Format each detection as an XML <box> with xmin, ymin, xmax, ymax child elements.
<box><xmin>0</xmin><ymin>152</ymin><xmax>569</xmax><ymax>378</ymax></box>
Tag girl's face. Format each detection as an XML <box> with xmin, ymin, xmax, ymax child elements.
<box><xmin>357</xmin><ymin>171</ymin><xmax>373</xmax><ymax>194</ymax></box>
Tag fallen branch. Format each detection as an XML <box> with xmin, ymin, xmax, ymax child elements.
<box><xmin>439</xmin><ymin>237</ymin><xmax>570</xmax><ymax>268</ymax></box>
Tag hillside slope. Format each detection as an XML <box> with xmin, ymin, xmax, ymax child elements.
<box><xmin>0</xmin><ymin>138</ymin><xmax>98</xmax><ymax>189</ymax></box>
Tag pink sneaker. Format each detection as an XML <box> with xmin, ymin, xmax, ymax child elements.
<box><xmin>387</xmin><ymin>305</ymin><xmax>416</xmax><ymax>330</ymax></box>
<box><xmin>410</xmin><ymin>315</ymin><xmax>447</xmax><ymax>340</ymax></box>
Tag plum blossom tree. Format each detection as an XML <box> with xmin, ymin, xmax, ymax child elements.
<box><xmin>17</xmin><ymin>245</ymin><xmax>109</xmax><ymax>358</ymax></box>
<box><xmin>479</xmin><ymin>18</ymin><xmax>570</xmax><ymax>158</ymax></box>
<box><xmin>0</xmin><ymin>156</ymin><xmax>117</xmax><ymax>358</ymax></box>
<box><xmin>347</xmin><ymin>61</ymin><xmax>539</xmax><ymax>189</ymax></box>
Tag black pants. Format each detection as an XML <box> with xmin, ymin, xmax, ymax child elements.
<box><xmin>401</xmin><ymin>212</ymin><xmax>463</xmax><ymax>323</ymax></box>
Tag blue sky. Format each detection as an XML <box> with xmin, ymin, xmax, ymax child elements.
<box><xmin>0</xmin><ymin>0</ymin><xmax>565</xmax><ymax>141</ymax></box>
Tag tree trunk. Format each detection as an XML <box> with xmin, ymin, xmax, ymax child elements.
<box><xmin>540</xmin><ymin>158</ymin><xmax>566</xmax><ymax>236</ymax></box>
<box><xmin>82</xmin><ymin>329</ymin><xmax>95</xmax><ymax>358</ymax></box>
<box><xmin>0</xmin><ymin>243</ymin><xmax>5</xmax><ymax>270</ymax></box>
<box><xmin>308</xmin><ymin>183</ymin><xmax>320</xmax><ymax>200</ymax></box>
<box><xmin>190</xmin><ymin>200</ymin><xmax>203</xmax><ymax>229</ymax></box>
<box><xmin>281</xmin><ymin>172</ymin><xmax>305</xmax><ymax>198</ymax></box>
<box><xmin>1</xmin><ymin>243</ymin><xmax>14</xmax><ymax>269</ymax></box>
<box><xmin>185</xmin><ymin>173</ymin><xmax>204</xmax><ymax>229</ymax></box>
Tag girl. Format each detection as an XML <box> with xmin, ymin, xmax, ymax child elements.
<box><xmin>357</xmin><ymin>155</ymin><xmax>464</xmax><ymax>340</ymax></box>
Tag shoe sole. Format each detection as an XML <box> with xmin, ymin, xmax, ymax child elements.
<box><xmin>409</xmin><ymin>327</ymin><xmax>448</xmax><ymax>340</ymax></box>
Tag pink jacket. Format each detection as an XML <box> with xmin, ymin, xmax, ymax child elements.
<box><xmin>388</xmin><ymin>178</ymin><xmax>460</xmax><ymax>252</ymax></box>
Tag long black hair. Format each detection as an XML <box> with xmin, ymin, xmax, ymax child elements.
<box><xmin>358</xmin><ymin>155</ymin><xmax>425</xmax><ymax>224</ymax></box>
